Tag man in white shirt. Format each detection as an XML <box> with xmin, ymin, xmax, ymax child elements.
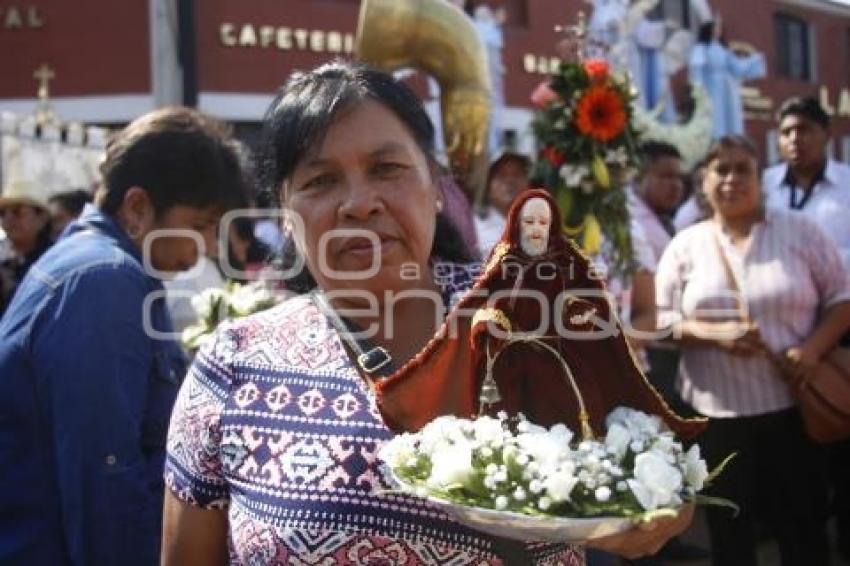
<box><xmin>763</xmin><ymin>95</ymin><xmax>850</xmax><ymax>561</ymax></box>
<box><xmin>763</xmin><ymin>96</ymin><xmax>850</xmax><ymax>270</ymax></box>
<box><xmin>626</xmin><ymin>141</ymin><xmax>687</xmax><ymax>406</ymax></box>
<box><xmin>628</xmin><ymin>141</ymin><xmax>685</xmax><ymax>263</ymax></box>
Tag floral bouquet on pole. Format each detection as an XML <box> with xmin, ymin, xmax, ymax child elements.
<box><xmin>182</xmin><ymin>281</ymin><xmax>280</xmax><ymax>350</ymax></box>
<box><xmin>379</xmin><ymin>407</ymin><xmax>734</xmax><ymax>542</ymax></box>
<box><xmin>530</xmin><ymin>57</ymin><xmax>640</xmax><ymax>275</ymax></box>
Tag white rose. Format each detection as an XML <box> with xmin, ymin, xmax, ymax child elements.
<box><xmin>683</xmin><ymin>444</ymin><xmax>709</xmax><ymax>492</ymax></box>
<box><xmin>418</xmin><ymin>416</ymin><xmax>462</xmax><ymax>454</ymax></box>
<box><xmin>628</xmin><ymin>450</ymin><xmax>684</xmax><ymax>511</ymax></box>
<box><xmin>548</xmin><ymin>423</ymin><xmax>574</xmax><ymax>444</ymax></box>
<box><xmin>378</xmin><ymin>433</ymin><xmax>418</xmax><ymax>468</ymax></box>
<box><xmin>544</xmin><ymin>462</ymin><xmax>579</xmax><ymax>503</ymax></box>
<box><xmin>604</xmin><ymin>422</ymin><xmax>632</xmax><ymax>460</ymax></box>
<box><xmin>472</xmin><ymin>416</ymin><xmax>505</xmax><ymax>446</ymax></box>
<box><xmin>428</xmin><ymin>441</ymin><xmax>474</xmax><ymax>488</ymax></box>
<box><xmin>651</xmin><ymin>433</ymin><xmax>681</xmax><ymax>458</ymax></box>
<box><xmin>516</xmin><ymin>431</ymin><xmax>571</xmax><ymax>472</ymax></box>
<box><xmin>606</xmin><ymin>407</ymin><xmax>662</xmax><ymax>437</ymax></box>
<box><xmin>191</xmin><ymin>288</ymin><xmax>226</xmax><ymax>320</ymax></box>
<box><xmin>229</xmin><ymin>283</ymin><xmax>274</xmax><ymax>316</ymax></box>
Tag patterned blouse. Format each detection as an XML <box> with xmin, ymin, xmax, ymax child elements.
<box><xmin>165</xmin><ymin>267</ymin><xmax>585</xmax><ymax>565</ymax></box>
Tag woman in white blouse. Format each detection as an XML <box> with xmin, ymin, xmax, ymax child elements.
<box><xmin>655</xmin><ymin>135</ymin><xmax>850</xmax><ymax>566</ymax></box>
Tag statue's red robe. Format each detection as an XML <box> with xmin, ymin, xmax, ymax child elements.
<box><xmin>375</xmin><ymin>189</ymin><xmax>706</xmax><ymax>439</ymax></box>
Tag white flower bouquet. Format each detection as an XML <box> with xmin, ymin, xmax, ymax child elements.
<box><xmin>182</xmin><ymin>281</ymin><xmax>280</xmax><ymax>350</ymax></box>
<box><xmin>379</xmin><ymin>407</ymin><xmax>734</xmax><ymax>542</ymax></box>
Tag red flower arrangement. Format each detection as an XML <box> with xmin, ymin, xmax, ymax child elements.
<box><xmin>530</xmin><ymin>56</ymin><xmax>639</xmax><ymax>273</ymax></box>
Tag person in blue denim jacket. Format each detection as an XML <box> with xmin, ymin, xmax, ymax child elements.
<box><xmin>0</xmin><ymin>107</ymin><xmax>246</xmax><ymax>565</ymax></box>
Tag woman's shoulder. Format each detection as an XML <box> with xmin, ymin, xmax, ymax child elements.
<box><xmin>197</xmin><ymin>293</ymin><xmax>350</xmax><ymax>375</ymax></box>
<box><xmin>669</xmin><ymin>220</ymin><xmax>714</xmax><ymax>247</ymax></box>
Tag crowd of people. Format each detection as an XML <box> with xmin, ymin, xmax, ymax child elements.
<box><xmin>0</xmin><ymin>55</ymin><xmax>848</xmax><ymax>566</ymax></box>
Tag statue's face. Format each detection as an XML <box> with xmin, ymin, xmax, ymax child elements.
<box><xmin>519</xmin><ymin>197</ymin><xmax>552</xmax><ymax>256</ymax></box>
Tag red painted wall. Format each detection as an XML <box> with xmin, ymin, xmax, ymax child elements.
<box><xmin>0</xmin><ymin>1</ymin><xmax>150</xmax><ymax>97</ymax></box>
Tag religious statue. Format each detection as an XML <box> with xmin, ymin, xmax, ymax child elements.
<box><xmin>375</xmin><ymin>189</ymin><xmax>706</xmax><ymax>440</ymax></box>
<box><xmin>688</xmin><ymin>17</ymin><xmax>766</xmax><ymax>138</ymax></box>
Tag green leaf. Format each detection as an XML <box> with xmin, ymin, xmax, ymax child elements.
<box><xmin>705</xmin><ymin>452</ymin><xmax>737</xmax><ymax>485</ymax></box>
<box><xmin>693</xmin><ymin>494</ymin><xmax>740</xmax><ymax>517</ymax></box>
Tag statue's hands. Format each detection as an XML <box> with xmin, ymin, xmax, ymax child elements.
<box><xmin>585</xmin><ymin>504</ymin><xmax>695</xmax><ymax>559</ymax></box>
<box><xmin>441</xmin><ymin>86</ymin><xmax>489</xmax><ymax>166</ymax></box>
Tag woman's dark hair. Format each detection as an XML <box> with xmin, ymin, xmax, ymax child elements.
<box><xmin>259</xmin><ymin>61</ymin><xmax>473</xmax><ymax>292</ymax></box>
<box><xmin>98</xmin><ymin>107</ymin><xmax>246</xmax><ymax>217</ymax></box>
<box><xmin>258</xmin><ymin>61</ymin><xmax>435</xmax><ymax>205</ymax></box>
<box><xmin>704</xmin><ymin>135</ymin><xmax>759</xmax><ymax>167</ymax></box>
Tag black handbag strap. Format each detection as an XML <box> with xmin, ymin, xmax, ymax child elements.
<box><xmin>311</xmin><ymin>291</ymin><xmax>395</xmax><ymax>380</ymax></box>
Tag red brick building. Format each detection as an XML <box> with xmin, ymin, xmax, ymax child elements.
<box><xmin>1</xmin><ymin>0</ymin><xmax>849</xmax><ymax>165</ymax></box>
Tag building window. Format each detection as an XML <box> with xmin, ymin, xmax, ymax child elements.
<box><xmin>775</xmin><ymin>13</ymin><xmax>812</xmax><ymax>81</ymax></box>
<box><xmin>842</xmin><ymin>136</ymin><xmax>850</xmax><ymax>164</ymax></box>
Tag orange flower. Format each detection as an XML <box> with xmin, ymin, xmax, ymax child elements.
<box><xmin>583</xmin><ymin>59</ymin><xmax>609</xmax><ymax>83</ymax></box>
<box><xmin>574</xmin><ymin>86</ymin><xmax>627</xmax><ymax>142</ymax></box>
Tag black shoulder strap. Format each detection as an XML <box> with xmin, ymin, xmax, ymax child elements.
<box><xmin>312</xmin><ymin>291</ymin><xmax>395</xmax><ymax>379</ymax></box>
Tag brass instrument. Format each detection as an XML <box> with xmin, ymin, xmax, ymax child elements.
<box><xmin>355</xmin><ymin>0</ymin><xmax>491</xmax><ymax>198</ymax></box>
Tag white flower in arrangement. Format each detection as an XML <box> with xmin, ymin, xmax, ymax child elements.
<box><xmin>379</xmin><ymin>407</ymin><xmax>735</xmax><ymax>525</ymax></box>
<box><xmin>190</xmin><ymin>287</ymin><xmax>227</xmax><ymax>321</ymax></box>
<box><xmin>604</xmin><ymin>422</ymin><xmax>631</xmax><ymax>460</ymax></box>
<box><xmin>379</xmin><ymin>432</ymin><xmax>418</xmax><ymax>469</ymax></box>
<box><xmin>559</xmin><ymin>163</ymin><xmax>588</xmax><ymax>186</ymax></box>
<box><xmin>473</xmin><ymin>415</ymin><xmax>507</xmax><ymax>446</ymax></box>
<box><xmin>182</xmin><ymin>281</ymin><xmax>281</xmax><ymax>350</ymax></box>
<box><xmin>516</xmin><ymin>427</ymin><xmax>572</xmax><ymax>472</ymax></box>
<box><xmin>429</xmin><ymin>441</ymin><xmax>475</xmax><ymax>488</ymax></box>
<box><xmin>604</xmin><ymin>147</ymin><xmax>629</xmax><ymax>166</ymax></box>
<box><xmin>683</xmin><ymin>444</ymin><xmax>709</xmax><ymax>492</ymax></box>
<box><xmin>628</xmin><ymin>450</ymin><xmax>684</xmax><ymax>511</ymax></box>
<box><xmin>606</xmin><ymin>406</ymin><xmax>662</xmax><ymax>438</ymax></box>
<box><xmin>229</xmin><ymin>282</ymin><xmax>276</xmax><ymax>317</ymax></box>
<box><xmin>544</xmin><ymin>464</ymin><xmax>580</xmax><ymax>503</ymax></box>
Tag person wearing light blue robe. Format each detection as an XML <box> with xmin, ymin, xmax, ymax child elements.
<box><xmin>688</xmin><ymin>20</ymin><xmax>766</xmax><ymax>138</ymax></box>
<box><xmin>472</xmin><ymin>4</ymin><xmax>506</xmax><ymax>155</ymax></box>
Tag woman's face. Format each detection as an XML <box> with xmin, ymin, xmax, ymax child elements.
<box><xmin>0</xmin><ymin>203</ymin><xmax>48</xmax><ymax>251</ymax></box>
<box><xmin>284</xmin><ymin>99</ymin><xmax>440</xmax><ymax>298</ymax></box>
<box><xmin>703</xmin><ymin>146</ymin><xmax>761</xmax><ymax>222</ymax></box>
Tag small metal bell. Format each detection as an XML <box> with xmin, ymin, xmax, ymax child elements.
<box><xmin>479</xmin><ymin>373</ymin><xmax>502</xmax><ymax>406</ymax></box>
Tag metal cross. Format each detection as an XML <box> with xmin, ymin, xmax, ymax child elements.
<box><xmin>33</xmin><ymin>63</ymin><xmax>55</xmax><ymax>101</ymax></box>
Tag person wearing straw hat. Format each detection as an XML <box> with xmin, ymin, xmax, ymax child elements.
<box><xmin>0</xmin><ymin>180</ymin><xmax>53</xmax><ymax>317</ymax></box>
